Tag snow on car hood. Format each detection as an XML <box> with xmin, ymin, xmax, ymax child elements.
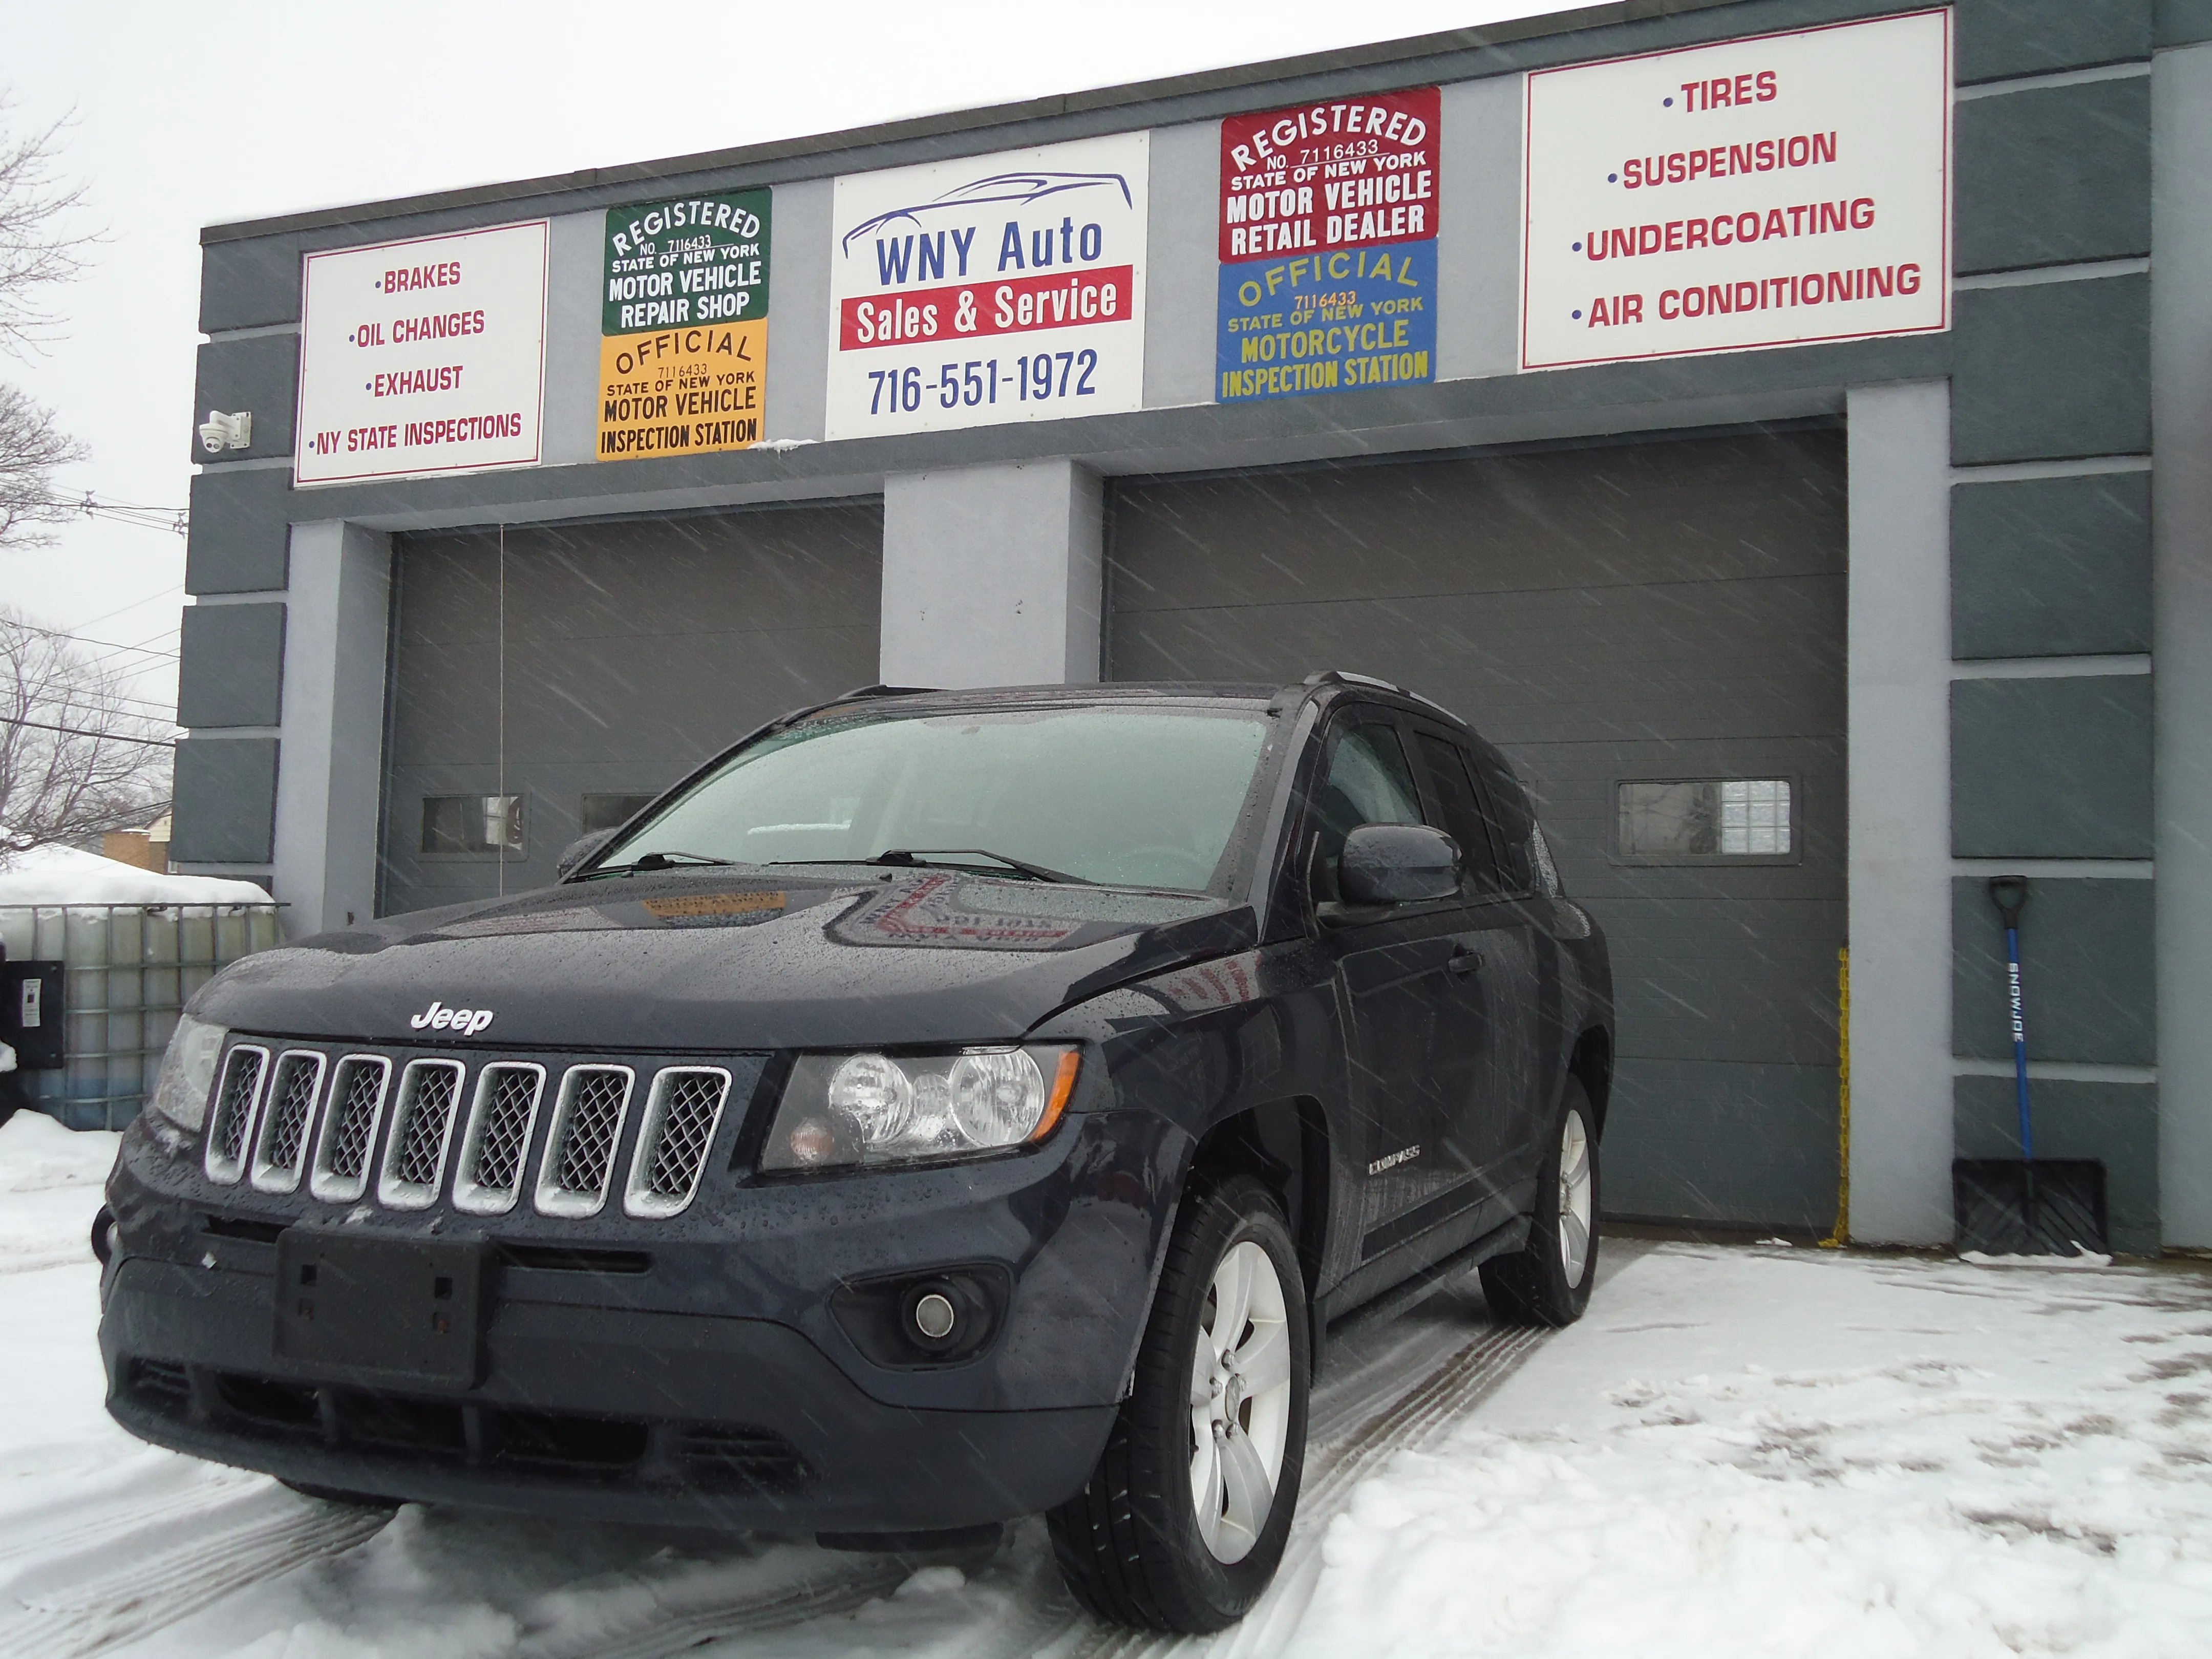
<box><xmin>190</xmin><ymin>868</ymin><xmax>1256</xmax><ymax>1050</ymax></box>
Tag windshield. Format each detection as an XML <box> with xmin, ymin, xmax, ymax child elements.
<box><xmin>598</xmin><ymin>704</ymin><xmax>1273</xmax><ymax>891</ymax></box>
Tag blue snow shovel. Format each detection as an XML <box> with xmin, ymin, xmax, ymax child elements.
<box><xmin>1952</xmin><ymin>876</ymin><xmax>2107</xmax><ymax>1256</ymax></box>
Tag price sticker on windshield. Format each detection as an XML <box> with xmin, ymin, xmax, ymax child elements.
<box><xmin>825</xmin><ymin>132</ymin><xmax>1149</xmax><ymax>438</ymax></box>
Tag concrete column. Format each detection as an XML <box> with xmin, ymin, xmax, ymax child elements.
<box><xmin>271</xmin><ymin>522</ymin><xmax>392</xmax><ymax>937</ymax></box>
<box><xmin>1846</xmin><ymin>379</ymin><xmax>1955</xmax><ymax>1245</ymax></box>
<box><xmin>2153</xmin><ymin>42</ymin><xmax>2212</xmax><ymax>1248</ymax></box>
<box><xmin>880</xmin><ymin>459</ymin><xmax>1104</xmax><ymax>688</ymax></box>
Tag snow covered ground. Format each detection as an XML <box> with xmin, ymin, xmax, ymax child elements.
<box><xmin>3</xmin><ymin>1110</ymin><xmax>2207</xmax><ymax>1658</ymax></box>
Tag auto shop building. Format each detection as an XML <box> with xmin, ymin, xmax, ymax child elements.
<box><xmin>173</xmin><ymin>0</ymin><xmax>2212</xmax><ymax>1254</ymax></box>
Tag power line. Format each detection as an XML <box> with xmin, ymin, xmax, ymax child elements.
<box><xmin>35</xmin><ymin>491</ymin><xmax>191</xmax><ymax>537</ymax></box>
<box><xmin>5</xmin><ymin>617</ymin><xmax>180</xmax><ymax>662</ymax></box>
<box><xmin>70</xmin><ymin>584</ymin><xmax>186</xmax><ymax>634</ymax></box>
<box><xmin>0</xmin><ymin>715</ymin><xmax>176</xmax><ymax>748</ymax></box>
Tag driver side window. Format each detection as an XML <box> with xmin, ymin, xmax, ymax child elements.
<box><xmin>1308</xmin><ymin>721</ymin><xmax>1422</xmax><ymax>902</ymax></box>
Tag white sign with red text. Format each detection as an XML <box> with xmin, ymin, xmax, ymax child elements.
<box><xmin>825</xmin><ymin>132</ymin><xmax>1148</xmax><ymax>438</ymax></box>
<box><xmin>1521</xmin><ymin>8</ymin><xmax>1949</xmax><ymax>370</ymax></box>
<box><xmin>295</xmin><ymin>221</ymin><xmax>548</xmax><ymax>484</ymax></box>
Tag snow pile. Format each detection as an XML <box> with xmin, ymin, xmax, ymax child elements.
<box><xmin>1291</xmin><ymin>1247</ymin><xmax>2212</xmax><ymax>1659</ymax></box>
<box><xmin>0</xmin><ymin>840</ymin><xmax>271</xmax><ymax>906</ymax></box>
<box><xmin>0</xmin><ymin>1109</ymin><xmax>118</xmax><ymax>1272</ymax></box>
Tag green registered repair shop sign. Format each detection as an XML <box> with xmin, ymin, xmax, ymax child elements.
<box><xmin>598</xmin><ymin>189</ymin><xmax>772</xmax><ymax>459</ymax></box>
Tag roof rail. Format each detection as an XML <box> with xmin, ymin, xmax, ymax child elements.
<box><xmin>1304</xmin><ymin>669</ymin><xmax>1464</xmax><ymax>722</ymax></box>
<box><xmin>832</xmin><ymin>683</ymin><xmax>942</xmax><ymax>702</ymax></box>
<box><xmin>1303</xmin><ymin>669</ymin><xmax>1401</xmax><ymax>693</ymax></box>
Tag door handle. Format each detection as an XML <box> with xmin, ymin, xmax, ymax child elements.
<box><xmin>1448</xmin><ymin>948</ymin><xmax>1484</xmax><ymax>975</ymax></box>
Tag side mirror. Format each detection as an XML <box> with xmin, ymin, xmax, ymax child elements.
<box><xmin>1338</xmin><ymin>823</ymin><xmax>1461</xmax><ymax>906</ymax></box>
<box><xmin>555</xmin><ymin>828</ymin><xmax>619</xmax><ymax>882</ymax></box>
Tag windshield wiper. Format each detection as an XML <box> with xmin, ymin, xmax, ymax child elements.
<box><xmin>581</xmin><ymin>850</ymin><xmax>738</xmax><ymax>878</ymax></box>
<box><xmin>773</xmin><ymin>848</ymin><xmax>1091</xmax><ymax>885</ymax></box>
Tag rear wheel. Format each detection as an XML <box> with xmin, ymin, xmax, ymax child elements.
<box><xmin>1480</xmin><ymin>1078</ymin><xmax>1600</xmax><ymax>1327</ymax></box>
<box><xmin>1047</xmin><ymin>1176</ymin><xmax>1309</xmax><ymax>1632</ymax></box>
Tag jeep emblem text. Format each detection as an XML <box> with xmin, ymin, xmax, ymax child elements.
<box><xmin>410</xmin><ymin>999</ymin><xmax>494</xmax><ymax>1035</ymax></box>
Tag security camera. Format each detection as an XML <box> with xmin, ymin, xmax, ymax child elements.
<box><xmin>198</xmin><ymin>410</ymin><xmax>252</xmax><ymax>453</ymax></box>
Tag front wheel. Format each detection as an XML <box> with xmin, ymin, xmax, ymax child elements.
<box><xmin>1048</xmin><ymin>1176</ymin><xmax>1310</xmax><ymax>1632</ymax></box>
<box><xmin>1480</xmin><ymin>1078</ymin><xmax>1600</xmax><ymax>1327</ymax></box>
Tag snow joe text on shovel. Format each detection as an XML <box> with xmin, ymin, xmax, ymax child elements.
<box><xmin>1951</xmin><ymin>876</ymin><xmax>2108</xmax><ymax>1256</ymax></box>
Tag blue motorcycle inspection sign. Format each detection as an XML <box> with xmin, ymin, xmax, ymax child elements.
<box><xmin>1216</xmin><ymin>241</ymin><xmax>1437</xmax><ymax>401</ymax></box>
<box><xmin>1216</xmin><ymin>88</ymin><xmax>1439</xmax><ymax>403</ymax></box>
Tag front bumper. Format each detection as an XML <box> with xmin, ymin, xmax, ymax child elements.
<box><xmin>98</xmin><ymin>1061</ymin><xmax>1180</xmax><ymax>1529</ymax></box>
<box><xmin>101</xmin><ymin>1256</ymin><xmax>1114</xmax><ymax>1528</ymax></box>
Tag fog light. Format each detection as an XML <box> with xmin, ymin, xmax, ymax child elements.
<box><xmin>912</xmin><ymin>1291</ymin><xmax>956</xmax><ymax>1342</ymax></box>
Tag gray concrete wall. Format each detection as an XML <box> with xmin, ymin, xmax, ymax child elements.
<box><xmin>270</xmin><ymin>522</ymin><xmax>393</xmax><ymax>937</ymax></box>
<box><xmin>1142</xmin><ymin>122</ymin><xmax>1215</xmax><ymax>411</ymax></box>
<box><xmin>2153</xmin><ymin>38</ymin><xmax>2212</xmax><ymax>1247</ymax></box>
<box><xmin>1846</xmin><ymin>381</ymin><xmax>1955</xmax><ymax>1246</ymax></box>
<box><xmin>541</xmin><ymin>210</ymin><xmax>602</xmax><ymax>467</ymax></box>
<box><xmin>881</xmin><ymin>460</ymin><xmax>1102</xmax><ymax>687</ymax></box>
<box><xmin>1434</xmin><ymin>73</ymin><xmax>1521</xmax><ymax>383</ymax></box>
<box><xmin>765</xmin><ymin>176</ymin><xmax>832</xmax><ymax>443</ymax></box>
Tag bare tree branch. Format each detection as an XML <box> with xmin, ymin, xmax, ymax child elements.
<box><xmin>0</xmin><ymin>606</ymin><xmax>173</xmax><ymax>863</ymax></box>
<box><xmin>0</xmin><ymin>97</ymin><xmax>95</xmax><ymax>358</ymax></box>
<box><xmin>0</xmin><ymin>381</ymin><xmax>84</xmax><ymax>546</ymax></box>
<box><xmin>0</xmin><ymin>95</ymin><xmax>93</xmax><ymax>551</ymax></box>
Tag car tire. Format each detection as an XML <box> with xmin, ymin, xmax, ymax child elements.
<box><xmin>1480</xmin><ymin>1078</ymin><xmax>1600</xmax><ymax>1328</ymax></box>
<box><xmin>1047</xmin><ymin>1175</ymin><xmax>1310</xmax><ymax>1633</ymax></box>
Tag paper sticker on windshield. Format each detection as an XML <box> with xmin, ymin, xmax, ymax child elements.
<box><xmin>641</xmin><ymin>890</ymin><xmax>789</xmax><ymax>927</ymax></box>
<box><xmin>434</xmin><ymin>908</ymin><xmax>623</xmax><ymax>939</ymax></box>
<box><xmin>832</xmin><ymin>873</ymin><xmax>1089</xmax><ymax>950</ymax></box>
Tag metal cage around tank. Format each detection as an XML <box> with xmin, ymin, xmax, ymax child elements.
<box><xmin>1</xmin><ymin>903</ymin><xmax>284</xmax><ymax>1130</ymax></box>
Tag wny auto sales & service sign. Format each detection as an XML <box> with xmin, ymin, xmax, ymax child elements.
<box><xmin>825</xmin><ymin>133</ymin><xmax>1148</xmax><ymax>439</ymax></box>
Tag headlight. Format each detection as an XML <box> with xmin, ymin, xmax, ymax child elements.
<box><xmin>146</xmin><ymin>1014</ymin><xmax>228</xmax><ymax>1133</ymax></box>
<box><xmin>760</xmin><ymin>1045</ymin><xmax>1080</xmax><ymax>1172</ymax></box>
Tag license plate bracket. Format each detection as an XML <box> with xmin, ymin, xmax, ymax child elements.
<box><xmin>273</xmin><ymin>1228</ymin><xmax>488</xmax><ymax>1385</ymax></box>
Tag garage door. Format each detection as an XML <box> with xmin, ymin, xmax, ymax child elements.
<box><xmin>1108</xmin><ymin>430</ymin><xmax>1846</xmax><ymax>1231</ymax></box>
<box><xmin>381</xmin><ymin>503</ymin><xmax>882</xmax><ymax>918</ymax></box>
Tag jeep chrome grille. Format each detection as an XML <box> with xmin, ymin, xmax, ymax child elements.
<box><xmin>310</xmin><ymin>1056</ymin><xmax>391</xmax><ymax>1203</ymax></box>
<box><xmin>453</xmin><ymin>1063</ymin><xmax>545</xmax><ymax>1216</ymax></box>
<box><xmin>211</xmin><ymin>1041</ymin><xmax>745</xmax><ymax>1221</ymax></box>
<box><xmin>376</xmin><ymin>1059</ymin><xmax>465</xmax><ymax>1210</ymax></box>
<box><xmin>248</xmin><ymin>1051</ymin><xmax>326</xmax><ymax>1194</ymax></box>
<box><xmin>203</xmin><ymin>1045</ymin><xmax>270</xmax><ymax>1184</ymax></box>
<box><xmin>535</xmin><ymin>1066</ymin><xmax>634</xmax><ymax>1218</ymax></box>
<box><xmin>624</xmin><ymin>1067</ymin><xmax>732</xmax><ymax>1219</ymax></box>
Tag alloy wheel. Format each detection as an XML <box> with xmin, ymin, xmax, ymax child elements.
<box><xmin>1558</xmin><ymin>1108</ymin><xmax>1594</xmax><ymax>1288</ymax></box>
<box><xmin>1186</xmin><ymin>1239</ymin><xmax>1293</xmax><ymax>1563</ymax></box>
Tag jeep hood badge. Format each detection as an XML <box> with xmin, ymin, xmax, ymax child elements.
<box><xmin>410</xmin><ymin>999</ymin><xmax>494</xmax><ymax>1035</ymax></box>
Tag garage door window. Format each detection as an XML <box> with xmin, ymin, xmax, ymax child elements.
<box><xmin>421</xmin><ymin>795</ymin><xmax>526</xmax><ymax>857</ymax></box>
<box><xmin>1617</xmin><ymin>778</ymin><xmax>1794</xmax><ymax>861</ymax></box>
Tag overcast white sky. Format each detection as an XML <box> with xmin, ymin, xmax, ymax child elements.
<box><xmin>3</xmin><ymin>0</ymin><xmax>1560</xmax><ymax>717</ymax></box>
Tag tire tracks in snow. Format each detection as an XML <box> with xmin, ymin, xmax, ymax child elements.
<box><xmin>515</xmin><ymin>1304</ymin><xmax>1548</xmax><ymax>1659</ymax></box>
<box><xmin>511</xmin><ymin>1559</ymin><xmax>913</xmax><ymax>1659</ymax></box>
<box><xmin>0</xmin><ymin>1486</ymin><xmax>391</xmax><ymax>1659</ymax></box>
<box><xmin>0</xmin><ymin>1302</ymin><xmax>1540</xmax><ymax>1659</ymax></box>
<box><xmin>1040</xmin><ymin>1318</ymin><xmax>1549</xmax><ymax>1659</ymax></box>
